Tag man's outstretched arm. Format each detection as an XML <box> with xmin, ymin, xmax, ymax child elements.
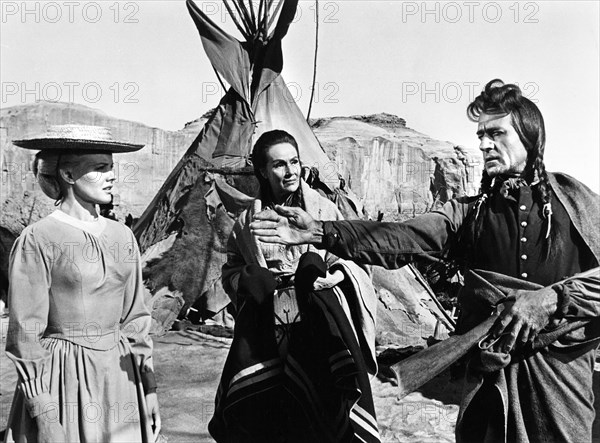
<box><xmin>251</xmin><ymin>199</ymin><xmax>469</xmax><ymax>269</ymax></box>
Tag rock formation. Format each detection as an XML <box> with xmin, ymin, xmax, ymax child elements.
<box><xmin>1</xmin><ymin>103</ymin><xmax>479</xmax><ymax>345</ymax></box>
<box><xmin>1</xmin><ymin>101</ymin><xmax>205</xmax><ymax>230</ymax></box>
<box><xmin>311</xmin><ymin>113</ymin><xmax>481</xmax><ymax>220</ymax></box>
<box><xmin>2</xmin><ymin>104</ymin><xmax>481</xmax><ymax>230</ymax></box>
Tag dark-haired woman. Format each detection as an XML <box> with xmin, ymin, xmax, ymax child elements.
<box><xmin>4</xmin><ymin>125</ymin><xmax>160</xmax><ymax>442</ymax></box>
<box><xmin>209</xmin><ymin>130</ymin><xmax>380</xmax><ymax>442</ymax></box>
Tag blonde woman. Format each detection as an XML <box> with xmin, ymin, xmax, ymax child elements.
<box><xmin>4</xmin><ymin>125</ymin><xmax>160</xmax><ymax>442</ymax></box>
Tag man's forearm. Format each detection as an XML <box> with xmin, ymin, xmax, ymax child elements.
<box><xmin>309</xmin><ymin>210</ymin><xmax>455</xmax><ymax>269</ymax></box>
<box><xmin>552</xmin><ymin>268</ymin><xmax>600</xmax><ymax>318</ymax></box>
<box><xmin>318</xmin><ymin>220</ymin><xmax>424</xmax><ymax>269</ymax></box>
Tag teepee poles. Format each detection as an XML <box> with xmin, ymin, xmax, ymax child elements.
<box><xmin>266</xmin><ymin>0</ymin><xmax>284</xmax><ymax>39</ymax></box>
<box><xmin>256</xmin><ymin>0</ymin><xmax>270</xmax><ymax>40</ymax></box>
<box><xmin>263</xmin><ymin>0</ymin><xmax>273</xmax><ymax>34</ymax></box>
<box><xmin>222</xmin><ymin>0</ymin><xmax>250</xmax><ymax>39</ymax></box>
<box><xmin>230</xmin><ymin>0</ymin><xmax>254</xmax><ymax>36</ymax></box>
<box><xmin>213</xmin><ymin>66</ymin><xmax>228</xmax><ymax>92</ymax></box>
<box><xmin>257</xmin><ymin>0</ymin><xmax>265</xmax><ymax>32</ymax></box>
<box><xmin>247</xmin><ymin>0</ymin><xmax>256</xmax><ymax>31</ymax></box>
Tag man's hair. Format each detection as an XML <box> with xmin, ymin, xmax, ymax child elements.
<box><xmin>459</xmin><ymin>79</ymin><xmax>556</xmax><ymax>262</ymax></box>
<box><xmin>467</xmin><ymin>79</ymin><xmax>546</xmax><ymax>179</ymax></box>
<box><xmin>250</xmin><ymin>129</ymin><xmax>302</xmax><ymax>205</ymax></box>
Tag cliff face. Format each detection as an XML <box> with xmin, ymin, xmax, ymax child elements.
<box><xmin>311</xmin><ymin>113</ymin><xmax>481</xmax><ymax>219</ymax></box>
<box><xmin>1</xmin><ymin>104</ymin><xmax>481</xmax><ymax>231</ymax></box>
<box><xmin>0</xmin><ymin>101</ymin><xmax>205</xmax><ymax>230</ymax></box>
<box><xmin>1</xmin><ymin>103</ymin><xmax>482</xmax><ymax>326</ymax></box>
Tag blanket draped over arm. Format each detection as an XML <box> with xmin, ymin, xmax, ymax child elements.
<box><xmin>222</xmin><ymin>181</ymin><xmax>378</xmax><ymax>372</ymax></box>
<box><xmin>212</xmin><ymin>182</ymin><xmax>381</xmax><ymax>442</ymax></box>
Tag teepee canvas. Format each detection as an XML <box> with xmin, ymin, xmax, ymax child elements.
<box><xmin>133</xmin><ymin>0</ymin><xmax>338</xmax><ymax>325</ymax></box>
<box><xmin>135</xmin><ymin>0</ymin><xmax>335</xmax><ymax>252</ymax></box>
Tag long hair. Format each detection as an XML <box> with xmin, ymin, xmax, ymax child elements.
<box><xmin>251</xmin><ymin>130</ymin><xmax>303</xmax><ymax>207</ymax></box>
<box><xmin>460</xmin><ymin>79</ymin><xmax>556</xmax><ymax>262</ymax></box>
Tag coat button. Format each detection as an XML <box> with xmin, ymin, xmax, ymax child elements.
<box><xmin>521</xmin><ymin>254</ymin><xmax>528</xmax><ymax>260</ymax></box>
<box><xmin>520</xmin><ymin>237</ymin><xmax>527</xmax><ymax>243</ymax></box>
<box><xmin>521</xmin><ymin>221</ymin><xmax>528</xmax><ymax>227</ymax></box>
<box><xmin>521</xmin><ymin>272</ymin><xmax>528</xmax><ymax>278</ymax></box>
<box><xmin>520</xmin><ymin>205</ymin><xmax>527</xmax><ymax>211</ymax></box>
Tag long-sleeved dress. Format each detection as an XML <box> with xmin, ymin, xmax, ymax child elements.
<box><xmin>4</xmin><ymin>210</ymin><xmax>156</xmax><ymax>443</ymax></box>
<box><xmin>318</xmin><ymin>172</ymin><xmax>600</xmax><ymax>443</ymax></box>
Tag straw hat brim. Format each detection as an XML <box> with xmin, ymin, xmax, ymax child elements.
<box><xmin>12</xmin><ymin>138</ymin><xmax>144</xmax><ymax>153</ymax></box>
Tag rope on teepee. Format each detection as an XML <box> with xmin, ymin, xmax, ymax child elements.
<box><xmin>306</xmin><ymin>0</ymin><xmax>319</xmax><ymax>121</ymax></box>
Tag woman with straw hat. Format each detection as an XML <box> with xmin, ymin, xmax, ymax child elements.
<box><xmin>4</xmin><ymin>125</ymin><xmax>160</xmax><ymax>442</ymax></box>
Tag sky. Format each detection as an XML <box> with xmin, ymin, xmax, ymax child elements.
<box><xmin>1</xmin><ymin>1</ymin><xmax>599</xmax><ymax>191</ymax></box>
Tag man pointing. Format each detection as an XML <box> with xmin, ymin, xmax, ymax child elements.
<box><xmin>251</xmin><ymin>79</ymin><xmax>600</xmax><ymax>442</ymax></box>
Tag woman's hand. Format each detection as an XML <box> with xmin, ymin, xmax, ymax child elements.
<box><xmin>313</xmin><ymin>270</ymin><xmax>345</xmax><ymax>291</ymax></box>
<box><xmin>146</xmin><ymin>392</ymin><xmax>162</xmax><ymax>441</ymax></box>
<box><xmin>36</xmin><ymin>412</ymin><xmax>66</xmax><ymax>443</ymax></box>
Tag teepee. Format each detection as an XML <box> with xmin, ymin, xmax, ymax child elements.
<box><xmin>134</xmin><ymin>0</ymin><xmax>336</xmax><ymax>252</ymax></box>
<box><xmin>133</xmin><ymin>0</ymin><xmax>338</xmax><ymax>324</ymax></box>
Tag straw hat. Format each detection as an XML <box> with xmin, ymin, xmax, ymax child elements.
<box><xmin>12</xmin><ymin>124</ymin><xmax>144</xmax><ymax>153</ymax></box>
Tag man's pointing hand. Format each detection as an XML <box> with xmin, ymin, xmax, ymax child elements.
<box><xmin>250</xmin><ymin>205</ymin><xmax>321</xmax><ymax>245</ymax></box>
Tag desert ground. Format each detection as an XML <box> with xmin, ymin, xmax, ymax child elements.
<box><xmin>1</xmin><ymin>317</ymin><xmax>599</xmax><ymax>442</ymax></box>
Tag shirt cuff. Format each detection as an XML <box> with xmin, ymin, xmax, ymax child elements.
<box><xmin>321</xmin><ymin>222</ymin><xmax>340</xmax><ymax>249</ymax></box>
<box><xmin>552</xmin><ymin>283</ymin><xmax>571</xmax><ymax>318</ymax></box>
<box><xmin>24</xmin><ymin>391</ymin><xmax>54</xmax><ymax>418</ymax></box>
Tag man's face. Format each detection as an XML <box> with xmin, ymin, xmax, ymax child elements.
<box><xmin>477</xmin><ymin>113</ymin><xmax>528</xmax><ymax>177</ymax></box>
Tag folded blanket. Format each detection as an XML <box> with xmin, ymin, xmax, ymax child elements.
<box><xmin>209</xmin><ymin>253</ymin><xmax>380</xmax><ymax>443</ymax></box>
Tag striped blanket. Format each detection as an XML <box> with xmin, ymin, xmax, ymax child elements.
<box><xmin>209</xmin><ymin>254</ymin><xmax>380</xmax><ymax>442</ymax></box>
